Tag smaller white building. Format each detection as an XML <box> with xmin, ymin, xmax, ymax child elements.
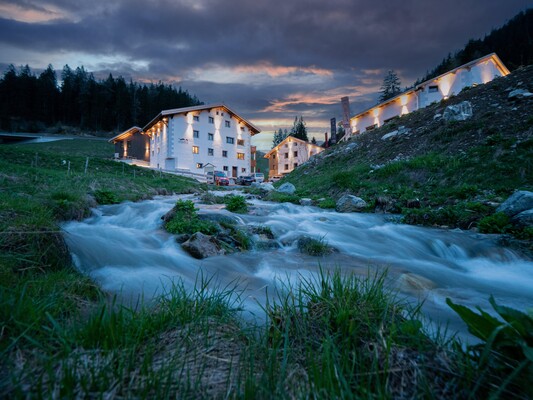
<box><xmin>264</xmin><ymin>136</ymin><xmax>325</xmax><ymax>176</ymax></box>
<box><xmin>343</xmin><ymin>53</ymin><xmax>510</xmax><ymax>139</ymax></box>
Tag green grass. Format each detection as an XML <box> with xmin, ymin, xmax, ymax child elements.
<box><xmin>224</xmin><ymin>195</ymin><xmax>248</xmax><ymax>213</ymax></box>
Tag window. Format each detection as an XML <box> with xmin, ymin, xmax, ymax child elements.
<box><xmin>284</xmin><ymin>164</ymin><xmax>289</xmax><ymax>170</ymax></box>
<box><xmin>293</xmin><ymin>151</ymin><xmax>298</xmax><ymax>157</ymax></box>
<box><xmin>428</xmin><ymin>85</ymin><xmax>439</xmax><ymax>93</ymax></box>
<box><xmin>222</xmin><ymin>150</ymin><xmax>228</xmax><ymax>157</ymax></box>
<box><xmin>273</xmin><ymin>155</ymin><xmax>276</xmax><ymax>159</ymax></box>
<box><xmin>152</xmin><ymin>150</ymin><xmax>154</xmax><ymax>156</ymax></box>
<box><xmin>223</xmin><ymin>166</ymin><xmax>228</xmax><ymax>171</ymax></box>
<box><xmin>225</xmin><ymin>120</ymin><xmax>230</xmax><ymax>128</ymax></box>
<box><xmin>208</xmin><ymin>133</ymin><xmax>214</xmax><ymax>141</ymax></box>
<box><xmin>237</xmin><ymin>139</ymin><xmax>245</xmax><ymax>146</ymax></box>
<box><xmin>196</xmin><ymin>163</ymin><xmax>203</xmax><ymax>168</ymax></box>
<box><xmin>237</xmin><ymin>153</ymin><xmax>245</xmax><ymax>160</ymax></box>
<box><xmin>294</xmin><ymin>163</ymin><xmax>298</xmax><ymax>168</ymax></box>
<box><xmin>241</xmin><ymin>168</ymin><xmax>246</xmax><ymax>173</ymax></box>
<box><xmin>192</xmin><ymin>146</ymin><xmax>199</xmax><ymax>154</ymax></box>
<box><xmin>193</xmin><ymin>130</ymin><xmax>199</xmax><ymax>138</ymax></box>
<box><xmin>240</xmin><ymin>126</ymin><xmax>245</xmax><ymax>131</ymax></box>
<box><xmin>208</xmin><ymin>148</ymin><xmax>214</xmax><ymax>156</ymax></box>
<box><xmin>157</xmin><ymin>147</ymin><xmax>160</xmax><ymax>154</ymax></box>
<box><xmin>193</xmin><ymin>115</ymin><xmax>199</xmax><ymax>122</ymax></box>
<box><xmin>365</xmin><ymin>124</ymin><xmax>377</xmax><ymax>131</ymax></box>
<box><xmin>226</xmin><ymin>137</ymin><xmax>234</xmax><ymax>144</ymax></box>
<box><xmin>285</xmin><ymin>144</ymin><xmax>288</xmax><ymax>147</ymax></box>
<box><xmin>284</xmin><ymin>153</ymin><xmax>288</xmax><ymax>159</ymax></box>
<box><xmin>209</xmin><ymin>116</ymin><xmax>214</xmax><ymax>124</ymax></box>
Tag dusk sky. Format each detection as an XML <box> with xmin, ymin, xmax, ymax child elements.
<box><xmin>0</xmin><ymin>0</ymin><xmax>530</xmax><ymax>149</ymax></box>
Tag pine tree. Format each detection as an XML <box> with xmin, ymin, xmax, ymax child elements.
<box><xmin>311</xmin><ymin>137</ymin><xmax>317</xmax><ymax>144</ymax></box>
<box><xmin>290</xmin><ymin>116</ymin><xmax>309</xmax><ymax>141</ymax></box>
<box><xmin>272</xmin><ymin>128</ymin><xmax>285</xmax><ymax>148</ymax></box>
<box><xmin>379</xmin><ymin>70</ymin><xmax>402</xmax><ymax>102</ymax></box>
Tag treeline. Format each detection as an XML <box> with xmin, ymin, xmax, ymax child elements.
<box><xmin>418</xmin><ymin>9</ymin><xmax>533</xmax><ymax>83</ymax></box>
<box><xmin>0</xmin><ymin>64</ymin><xmax>202</xmax><ymax>133</ymax></box>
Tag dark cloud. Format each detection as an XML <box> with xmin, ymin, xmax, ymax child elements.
<box><xmin>0</xmin><ymin>0</ymin><xmax>529</xmax><ymax>148</ymax></box>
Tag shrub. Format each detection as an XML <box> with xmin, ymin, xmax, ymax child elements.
<box><xmin>318</xmin><ymin>198</ymin><xmax>336</xmax><ymax>209</ymax></box>
<box><xmin>93</xmin><ymin>189</ymin><xmax>119</xmax><ymax>205</ymax></box>
<box><xmin>225</xmin><ymin>195</ymin><xmax>248</xmax><ymax>213</ymax></box>
<box><xmin>297</xmin><ymin>236</ymin><xmax>334</xmax><ymax>256</ymax></box>
<box><xmin>478</xmin><ymin>212</ymin><xmax>512</xmax><ymax>233</ymax></box>
<box><xmin>165</xmin><ymin>200</ymin><xmax>218</xmax><ymax>235</ymax></box>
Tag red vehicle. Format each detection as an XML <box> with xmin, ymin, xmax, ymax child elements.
<box><xmin>214</xmin><ymin>171</ymin><xmax>230</xmax><ymax>186</ymax></box>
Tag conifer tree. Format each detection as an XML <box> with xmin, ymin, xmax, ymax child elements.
<box><xmin>379</xmin><ymin>70</ymin><xmax>402</xmax><ymax>102</ymax></box>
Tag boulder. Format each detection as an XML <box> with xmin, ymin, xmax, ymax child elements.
<box><xmin>260</xmin><ymin>183</ymin><xmax>276</xmax><ymax>192</ymax></box>
<box><xmin>161</xmin><ymin>208</ymin><xmax>176</xmax><ymax>223</ymax></box>
<box><xmin>443</xmin><ymin>101</ymin><xmax>473</xmax><ymax>122</ymax></box>
<box><xmin>381</xmin><ymin>130</ymin><xmax>398</xmax><ymax>141</ymax></box>
<box><xmin>181</xmin><ymin>232</ymin><xmax>225</xmax><ymax>259</ymax></box>
<box><xmin>511</xmin><ymin>209</ymin><xmax>533</xmax><ymax>228</ymax></box>
<box><xmin>496</xmin><ymin>190</ymin><xmax>533</xmax><ymax>217</ymax></box>
<box><xmin>198</xmin><ymin>212</ymin><xmax>238</xmax><ymax>226</ymax></box>
<box><xmin>300</xmin><ymin>198</ymin><xmax>313</xmax><ymax>206</ymax></box>
<box><xmin>277</xmin><ymin>182</ymin><xmax>296</xmax><ymax>194</ymax></box>
<box><xmin>508</xmin><ymin>89</ymin><xmax>533</xmax><ymax>99</ymax></box>
<box><xmin>335</xmin><ymin>194</ymin><xmax>367</xmax><ymax>213</ymax></box>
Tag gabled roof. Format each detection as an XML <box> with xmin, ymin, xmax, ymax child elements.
<box><xmin>263</xmin><ymin>135</ymin><xmax>325</xmax><ymax>158</ymax></box>
<box><xmin>108</xmin><ymin>126</ymin><xmax>143</xmax><ymax>143</ymax></box>
<box><xmin>143</xmin><ymin>103</ymin><xmax>261</xmax><ymax>135</ymax></box>
<box><xmin>350</xmin><ymin>53</ymin><xmax>510</xmax><ymax>122</ymax></box>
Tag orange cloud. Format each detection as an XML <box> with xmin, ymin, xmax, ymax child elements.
<box><xmin>0</xmin><ymin>3</ymin><xmax>69</xmax><ymax>23</ymax></box>
<box><xmin>233</xmin><ymin>62</ymin><xmax>333</xmax><ymax>77</ymax></box>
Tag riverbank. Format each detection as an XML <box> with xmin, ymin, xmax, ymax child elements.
<box><xmin>1</xmin><ymin>140</ymin><xmax>531</xmax><ymax>398</ymax></box>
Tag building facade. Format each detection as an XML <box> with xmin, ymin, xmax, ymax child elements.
<box><xmin>264</xmin><ymin>136</ymin><xmax>324</xmax><ymax>176</ymax></box>
<box><xmin>111</xmin><ymin>126</ymin><xmax>149</xmax><ymax>161</ymax></box>
<box><xmin>343</xmin><ymin>53</ymin><xmax>510</xmax><ymax>139</ymax></box>
<box><xmin>110</xmin><ymin>104</ymin><xmax>261</xmax><ymax>176</ymax></box>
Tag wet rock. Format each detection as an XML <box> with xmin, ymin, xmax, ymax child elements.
<box><xmin>175</xmin><ymin>234</ymin><xmax>190</xmax><ymax>244</ymax></box>
<box><xmin>181</xmin><ymin>232</ymin><xmax>225</xmax><ymax>259</ymax></box>
<box><xmin>508</xmin><ymin>88</ymin><xmax>533</xmax><ymax>99</ymax></box>
<box><xmin>277</xmin><ymin>182</ymin><xmax>296</xmax><ymax>194</ymax></box>
<box><xmin>161</xmin><ymin>208</ymin><xmax>176</xmax><ymax>223</ymax></box>
<box><xmin>335</xmin><ymin>194</ymin><xmax>367</xmax><ymax>213</ymax></box>
<box><xmin>497</xmin><ymin>190</ymin><xmax>533</xmax><ymax>217</ymax></box>
<box><xmin>397</xmin><ymin>273</ymin><xmax>436</xmax><ymax>294</ymax></box>
<box><xmin>198</xmin><ymin>213</ymin><xmax>239</xmax><ymax>226</ymax></box>
<box><xmin>375</xmin><ymin>196</ymin><xmax>392</xmax><ymax>213</ymax></box>
<box><xmin>443</xmin><ymin>101</ymin><xmax>473</xmax><ymax>121</ymax></box>
<box><xmin>300</xmin><ymin>198</ymin><xmax>313</xmax><ymax>206</ymax></box>
<box><xmin>260</xmin><ymin>183</ymin><xmax>276</xmax><ymax>191</ymax></box>
<box><xmin>511</xmin><ymin>209</ymin><xmax>533</xmax><ymax>228</ymax></box>
<box><xmin>254</xmin><ymin>240</ymin><xmax>281</xmax><ymax>250</ymax></box>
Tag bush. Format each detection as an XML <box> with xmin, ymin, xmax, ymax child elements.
<box><xmin>318</xmin><ymin>198</ymin><xmax>336</xmax><ymax>209</ymax></box>
<box><xmin>165</xmin><ymin>200</ymin><xmax>218</xmax><ymax>235</ymax></box>
<box><xmin>94</xmin><ymin>189</ymin><xmax>119</xmax><ymax>205</ymax></box>
<box><xmin>478</xmin><ymin>212</ymin><xmax>512</xmax><ymax>233</ymax></box>
<box><xmin>297</xmin><ymin>236</ymin><xmax>334</xmax><ymax>256</ymax></box>
<box><xmin>225</xmin><ymin>195</ymin><xmax>248</xmax><ymax>213</ymax></box>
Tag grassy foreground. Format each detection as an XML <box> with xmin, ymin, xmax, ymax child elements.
<box><xmin>1</xmin><ymin>139</ymin><xmax>531</xmax><ymax>398</ymax></box>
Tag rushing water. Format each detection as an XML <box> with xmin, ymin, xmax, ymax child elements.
<box><xmin>62</xmin><ymin>193</ymin><xmax>533</xmax><ymax>341</ymax></box>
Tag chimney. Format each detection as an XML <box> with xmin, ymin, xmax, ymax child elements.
<box><xmin>324</xmin><ymin>132</ymin><xmax>328</xmax><ymax>148</ymax></box>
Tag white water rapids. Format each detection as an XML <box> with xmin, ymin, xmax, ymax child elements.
<box><xmin>62</xmin><ymin>194</ymin><xmax>533</xmax><ymax>341</ymax></box>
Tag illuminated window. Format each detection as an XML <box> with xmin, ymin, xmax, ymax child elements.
<box><xmin>293</xmin><ymin>151</ymin><xmax>298</xmax><ymax>157</ymax></box>
<box><xmin>196</xmin><ymin>163</ymin><xmax>203</xmax><ymax>168</ymax></box>
<box><xmin>225</xmin><ymin>120</ymin><xmax>231</xmax><ymax>128</ymax></box>
<box><xmin>226</xmin><ymin>137</ymin><xmax>234</xmax><ymax>144</ymax></box>
<box><xmin>237</xmin><ymin>139</ymin><xmax>245</xmax><ymax>146</ymax></box>
<box><xmin>237</xmin><ymin>153</ymin><xmax>245</xmax><ymax>160</ymax></box>
<box><xmin>193</xmin><ymin>115</ymin><xmax>199</xmax><ymax>122</ymax></box>
<box><xmin>208</xmin><ymin>148</ymin><xmax>214</xmax><ymax>156</ymax></box>
<box><xmin>193</xmin><ymin>130</ymin><xmax>199</xmax><ymax>138</ymax></box>
<box><xmin>209</xmin><ymin>117</ymin><xmax>214</xmax><ymax>124</ymax></box>
<box><xmin>208</xmin><ymin>133</ymin><xmax>214</xmax><ymax>141</ymax></box>
<box><xmin>223</xmin><ymin>166</ymin><xmax>228</xmax><ymax>171</ymax></box>
<box><xmin>222</xmin><ymin>150</ymin><xmax>228</xmax><ymax>157</ymax></box>
<box><xmin>428</xmin><ymin>85</ymin><xmax>439</xmax><ymax>93</ymax></box>
<box><xmin>284</xmin><ymin>164</ymin><xmax>289</xmax><ymax>170</ymax></box>
<box><xmin>241</xmin><ymin>168</ymin><xmax>246</xmax><ymax>173</ymax></box>
<box><xmin>192</xmin><ymin>146</ymin><xmax>199</xmax><ymax>154</ymax></box>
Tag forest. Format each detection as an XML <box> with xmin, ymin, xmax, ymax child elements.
<box><xmin>0</xmin><ymin>64</ymin><xmax>202</xmax><ymax>133</ymax></box>
<box><xmin>417</xmin><ymin>9</ymin><xmax>533</xmax><ymax>83</ymax></box>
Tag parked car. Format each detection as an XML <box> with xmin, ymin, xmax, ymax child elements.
<box><xmin>253</xmin><ymin>172</ymin><xmax>265</xmax><ymax>183</ymax></box>
<box><xmin>236</xmin><ymin>175</ymin><xmax>255</xmax><ymax>186</ymax></box>
<box><xmin>269</xmin><ymin>175</ymin><xmax>282</xmax><ymax>183</ymax></box>
<box><xmin>213</xmin><ymin>171</ymin><xmax>229</xmax><ymax>186</ymax></box>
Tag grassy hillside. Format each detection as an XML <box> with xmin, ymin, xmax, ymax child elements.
<box><xmin>279</xmin><ymin>65</ymin><xmax>533</xmax><ymax>239</ymax></box>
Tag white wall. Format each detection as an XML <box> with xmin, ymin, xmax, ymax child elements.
<box><xmin>273</xmin><ymin>139</ymin><xmax>324</xmax><ymax>174</ymax></box>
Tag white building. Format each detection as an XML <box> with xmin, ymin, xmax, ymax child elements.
<box><xmin>264</xmin><ymin>136</ymin><xmax>325</xmax><ymax>176</ymax></box>
<box><xmin>343</xmin><ymin>53</ymin><xmax>510</xmax><ymax>139</ymax></box>
<box><xmin>111</xmin><ymin>104</ymin><xmax>261</xmax><ymax>177</ymax></box>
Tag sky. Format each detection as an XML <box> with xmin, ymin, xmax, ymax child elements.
<box><xmin>0</xmin><ymin>0</ymin><xmax>531</xmax><ymax>150</ymax></box>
